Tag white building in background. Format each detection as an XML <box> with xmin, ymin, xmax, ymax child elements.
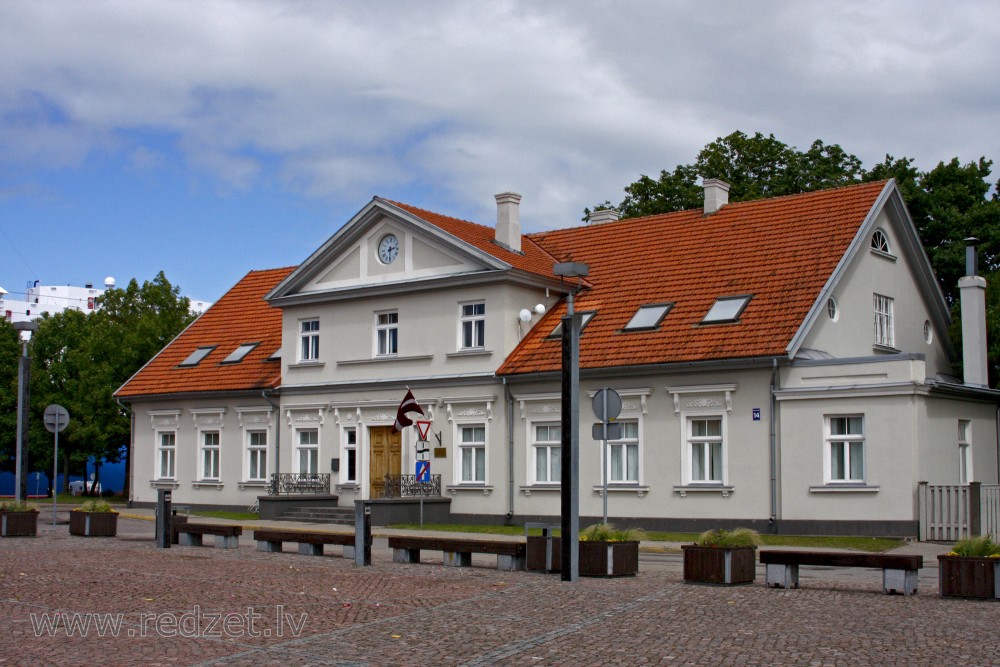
<box><xmin>1</xmin><ymin>276</ymin><xmax>212</xmax><ymax>324</ymax></box>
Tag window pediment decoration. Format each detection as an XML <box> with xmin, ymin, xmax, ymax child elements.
<box><xmin>190</xmin><ymin>408</ymin><xmax>226</xmax><ymax>428</ymax></box>
<box><xmin>445</xmin><ymin>395</ymin><xmax>496</xmax><ymax>422</ymax></box>
<box><xmin>666</xmin><ymin>384</ymin><xmax>737</xmax><ymax>414</ymax></box>
<box><xmin>235</xmin><ymin>407</ymin><xmax>272</xmax><ymax>428</ymax></box>
<box><xmin>285</xmin><ymin>404</ymin><xmax>327</xmax><ymax>428</ymax></box>
<box><xmin>584</xmin><ymin>388</ymin><xmax>651</xmax><ymax>415</ymax></box>
<box><xmin>148</xmin><ymin>410</ymin><xmax>181</xmax><ymax>430</ymax></box>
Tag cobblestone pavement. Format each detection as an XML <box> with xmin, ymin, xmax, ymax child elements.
<box><xmin>1</xmin><ymin>517</ymin><xmax>997</xmax><ymax>667</ymax></box>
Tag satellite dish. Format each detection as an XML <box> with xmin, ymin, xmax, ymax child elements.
<box><xmin>518</xmin><ymin>309</ymin><xmax>532</xmax><ymax>323</ymax></box>
<box><xmin>534</xmin><ymin>304</ymin><xmax>546</xmax><ymax>315</ymax></box>
<box><xmin>104</xmin><ymin>277</ymin><xmax>116</xmax><ymax>289</ymax></box>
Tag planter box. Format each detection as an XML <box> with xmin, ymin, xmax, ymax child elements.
<box><xmin>0</xmin><ymin>510</ymin><xmax>39</xmax><ymax>537</ymax></box>
<box><xmin>526</xmin><ymin>535</ymin><xmax>562</xmax><ymax>572</ymax></box>
<box><xmin>579</xmin><ymin>540</ymin><xmax>639</xmax><ymax>577</ymax></box>
<box><xmin>682</xmin><ymin>545</ymin><xmax>757</xmax><ymax>585</ymax></box>
<box><xmin>69</xmin><ymin>511</ymin><xmax>118</xmax><ymax>537</ymax></box>
<box><xmin>938</xmin><ymin>555</ymin><xmax>1000</xmax><ymax>599</ymax></box>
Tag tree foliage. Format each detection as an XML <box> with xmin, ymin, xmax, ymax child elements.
<box><xmin>0</xmin><ymin>321</ymin><xmax>22</xmax><ymax>472</ymax></box>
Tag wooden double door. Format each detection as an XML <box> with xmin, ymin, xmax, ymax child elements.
<box><xmin>369</xmin><ymin>426</ymin><xmax>401</xmax><ymax>498</ymax></box>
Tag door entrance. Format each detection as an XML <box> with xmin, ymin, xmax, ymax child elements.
<box><xmin>369</xmin><ymin>426</ymin><xmax>402</xmax><ymax>498</ymax></box>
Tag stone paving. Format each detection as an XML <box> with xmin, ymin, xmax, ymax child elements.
<box><xmin>1</xmin><ymin>517</ymin><xmax>997</xmax><ymax>666</ymax></box>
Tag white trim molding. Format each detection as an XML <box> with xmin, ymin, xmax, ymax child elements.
<box><xmin>666</xmin><ymin>384</ymin><xmax>737</xmax><ymax>415</ymax></box>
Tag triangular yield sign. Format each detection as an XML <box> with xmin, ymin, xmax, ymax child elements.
<box><xmin>416</xmin><ymin>420</ymin><xmax>432</xmax><ymax>441</ymax></box>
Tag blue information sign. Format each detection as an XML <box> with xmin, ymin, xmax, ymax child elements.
<box><xmin>752</xmin><ymin>408</ymin><xmax>761</xmax><ymax>421</ymax></box>
<box><xmin>415</xmin><ymin>460</ymin><xmax>431</xmax><ymax>482</ymax></box>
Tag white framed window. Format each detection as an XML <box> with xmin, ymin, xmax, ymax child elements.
<box><xmin>376</xmin><ymin>311</ymin><xmax>398</xmax><ymax>356</ymax></box>
<box><xmin>873</xmin><ymin>294</ymin><xmax>894</xmax><ymax>348</ymax></box>
<box><xmin>871</xmin><ymin>229</ymin><xmax>891</xmax><ymax>254</ymax></box>
<box><xmin>296</xmin><ymin>428</ymin><xmax>319</xmax><ymax>475</ymax></box>
<box><xmin>157</xmin><ymin>432</ymin><xmax>176</xmax><ymax>479</ymax></box>
<box><xmin>247</xmin><ymin>430</ymin><xmax>267</xmax><ymax>482</ymax></box>
<box><xmin>299</xmin><ymin>319</ymin><xmax>320</xmax><ymax>362</ymax></box>
<box><xmin>686</xmin><ymin>416</ymin><xmax>725</xmax><ymax>484</ymax></box>
<box><xmin>458</xmin><ymin>424</ymin><xmax>486</xmax><ymax>483</ymax></box>
<box><xmin>532</xmin><ymin>422</ymin><xmax>561</xmax><ymax>484</ymax></box>
<box><xmin>825</xmin><ymin>415</ymin><xmax>864</xmax><ymax>483</ymax></box>
<box><xmin>200</xmin><ymin>431</ymin><xmax>220</xmax><ymax>480</ymax></box>
<box><xmin>702</xmin><ymin>296</ymin><xmax>751</xmax><ymax>324</ymax></box>
<box><xmin>342</xmin><ymin>427</ymin><xmax>357</xmax><ymax>484</ymax></box>
<box><xmin>607</xmin><ymin>420</ymin><xmax>640</xmax><ymax>483</ymax></box>
<box><xmin>624</xmin><ymin>304</ymin><xmax>672</xmax><ymax>331</ymax></box>
<box><xmin>459</xmin><ymin>302</ymin><xmax>486</xmax><ymax>350</ymax></box>
<box><xmin>958</xmin><ymin>420</ymin><xmax>972</xmax><ymax>485</ymax></box>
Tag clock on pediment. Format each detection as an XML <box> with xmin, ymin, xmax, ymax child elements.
<box><xmin>377</xmin><ymin>233</ymin><xmax>399</xmax><ymax>265</ymax></box>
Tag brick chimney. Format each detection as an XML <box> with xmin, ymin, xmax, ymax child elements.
<box><xmin>589</xmin><ymin>208</ymin><xmax>620</xmax><ymax>225</ymax></box>
<box><xmin>495</xmin><ymin>192</ymin><xmax>522</xmax><ymax>252</ymax></box>
<box><xmin>959</xmin><ymin>238</ymin><xmax>988</xmax><ymax>387</ymax></box>
<box><xmin>703</xmin><ymin>178</ymin><xmax>730</xmax><ymax>215</ymax></box>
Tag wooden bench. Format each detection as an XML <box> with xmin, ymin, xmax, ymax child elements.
<box><xmin>760</xmin><ymin>550</ymin><xmax>923</xmax><ymax>595</ymax></box>
<box><xmin>174</xmin><ymin>523</ymin><xmax>243</xmax><ymax>549</ymax></box>
<box><xmin>388</xmin><ymin>536</ymin><xmax>526</xmax><ymax>571</ymax></box>
<box><xmin>254</xmin><ymin>529</ymin><xmax>356</xmax><ymax>558</ymax></box>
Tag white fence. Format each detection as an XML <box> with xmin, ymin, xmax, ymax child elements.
<box><xmin>918</xmin><ymin>482</ymin><xmax>1000</xmax><ymax>541</ymax></box>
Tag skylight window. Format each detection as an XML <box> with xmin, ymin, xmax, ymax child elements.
<box><xmin>221</xmin><ymin>342</ymin><xmax>259</xmax><ymax>364</ymax></box>
<box><xmin>266</xmin><ymin>347</ymin><xmax>282</xmax><ymax>362</ymax></box>
<box><xmin>549</xmin><ymin>311</ymin><xmax>596</xmax><ymax>338</ymax></box>
<box><xmin>179</xmin><ymin>346</ymin><xmax>215</xmax><ymax>367</ymax></box>
<box><xmin>702</xmin><ymin>296</ymin><xmax>751</xmax><ymax>324</ymax></box>
<box><xmin>624</xmin><ymin>303</ymin><xmax>673</xmax><ymax>331</ymax></box>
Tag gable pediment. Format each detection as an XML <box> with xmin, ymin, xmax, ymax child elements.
<box><xmin>266</xmin><ymin>199</ymin><xmax>512</xmax><ymax>303</ymax></box>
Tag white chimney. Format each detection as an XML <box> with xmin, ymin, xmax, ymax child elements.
<box><xmin>589</xmin><ymin>208</ymin><xmax>620</xmax><ymax>225</ymax></box>
<box><xmin>495</xmin><ymin>192</ymin><xmax>522</xmax><ymax>252</ymax></box>
<box><xmin>703</xmin><ymin>178</ymin><xmax>731</xmax><ymax>215</ymax></box>
<box><xmin>960</xmin><ymin>239</ymin><xmax>988</xmax><ymax>387</ymax></box>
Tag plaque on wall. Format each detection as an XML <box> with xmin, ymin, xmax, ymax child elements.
<box><xmin>434</xmin><ymin>448</ymin><xmax>447</xmax><ymax>458</ymax></box>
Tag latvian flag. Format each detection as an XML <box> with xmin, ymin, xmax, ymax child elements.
<box><xmin>393</xmin><ymin>389</ymin><xmax>424</xmax><ymax>432</ymax></box>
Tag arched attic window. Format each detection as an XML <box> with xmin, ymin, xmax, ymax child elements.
<box><xmin>871</xmin><ymin>229</ymin><xmax>891</xmax><ymax>255</ymax></box>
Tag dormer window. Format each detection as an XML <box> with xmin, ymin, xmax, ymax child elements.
<box><xmin>702</xmin><ymin>296</ymin><xmax>751</xmax><ymax>324</ymax></box>
<box><xmin>179</xmin><ymin>346</ymin><xmax>215</xmax><ymax>367</ymax></box>
<box><xmin>549</xmin><ymin>311</ymin><xmax>596</xmax><ymax>338</ymax></box>
<box><xmin>221</xmin><ymin>342</ymin><xmax>259</xmax><ymax>364</ymax></box>
<box><xmin>623</xmin><ymin>303</ymin><xmax>673</xmax><ymax>331</ymax></box>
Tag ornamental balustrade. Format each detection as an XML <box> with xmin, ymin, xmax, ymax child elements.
<box><xmin>381</xmin><ymin>474</ymin><xmax>441</xmax><ymax>498</ymax></box>
<box><xmin>268</xmin><ymin>473</ymin><xmax>331</xmax><ymax>495</ymax></box>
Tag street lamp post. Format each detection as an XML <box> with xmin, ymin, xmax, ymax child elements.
<box><xmin>553</xmin><ymin>261</ymin><xmax>589</xmax><ymax>583</ymax></box>
<box><xmin>13</xmin><ymin>320</ymin><xmax>39</xmax><ymax>503</ymax></box>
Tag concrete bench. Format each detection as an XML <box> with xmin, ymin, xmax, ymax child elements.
<box><xmin>174</xmin><ymin>523</ymin><xmax>243</xmax><ymax>549</ymax></box>
<box><xmin>254</xmin><ymin>529</ymin><xmax>356</xmax><ymax>558</ymax></box>
<box><xmin>388</xmin><ymin>536</ymin><xmax>526</xmax><ymax>571</ymax></box>
<box><xmin>760</xmin><ymin>550</ymin><xmax>923</xmax><ymax>595</ymax></box>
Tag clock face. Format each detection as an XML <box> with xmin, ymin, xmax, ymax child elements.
<box><xmin>378</xmin><ymin>234</ymin><xmax>399</xmax><ymax>264</ymax></box>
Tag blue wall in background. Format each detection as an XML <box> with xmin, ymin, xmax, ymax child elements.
<box><xmin>0</xmin><ymin>457</ymin><xmax>125</xmax><ymax>496</ymax></box>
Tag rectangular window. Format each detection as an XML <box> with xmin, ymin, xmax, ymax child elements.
<box><xmin>688</xmin><ymin>417</ymin><xmax>723</xmax><ymax>483</ymax></box>
<box><xmin>460</xmin><ymin>302</ymin><xmax>486</xmax><ymax>349</ymax></box>
<box><xmin>459</xmin><ymin>424</ymin><xmax>486</xmax><ymax>483</ymax></box>
<box><xmin>533</xmin><ymin>422</ymin><xmax>561</xmax><ymax>483</ymax></box>
<box><xmin>958</xmin><ymin>420</ymin><xmax>972</xmax><ymax>485</ymax></box>
<box><xmin>608</xmin><ymin>420</ymin><xmax>639</xmax><ymax>483</ymax></box>
<box><xmin>344</xmin><ymin>427</ymin><xmax>357</xmax><ymax>483</ymax></box>
<box><xmin>873</xmin><ymin>294</ymin><xmax>894</xmax><ymax>347</ymax></box>
<box><xmin>827</xmin><ymin>416</ymin><xmax>864</xmax><ymax>482</ymax></box>
<box><xmin>247</xmin><ymin>430</ymin><xmax>267</xmax><ymax>481</ymax></box>
<box><xmin>157</xmin><ymin>432</ymin><xmax>176</xmax><ymax>479</ymax></box>
<box><xmin>296</xmin><ymin>429</ymin><xmax>319</xmax><ymax>475</ymax></box>
<box><xmin>299</xmin><ymin>320</ymin><xmax>320</xmax><ymax>362</ymax></box>
<box><xmin>376</xmin><ymin>311</ymin><xmax>398</xmax><ymax>356</ymax></box>
<box><xmin>201</xmin><ymin>431</ymin><xmax>220</xmax><ymax>480</ymax></box>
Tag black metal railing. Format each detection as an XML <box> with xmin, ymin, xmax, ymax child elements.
<box><xmin>269</xmin><ymin>473</ymin><xmax>331</xmax><ymax>495</ymax></box>
<box><xmin>381</xmin><ymin>474</ymin><xmax>441</xmax><ymax>498</ymax></box>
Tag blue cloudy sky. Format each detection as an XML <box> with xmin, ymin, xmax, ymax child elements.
<box><xmin>2</xmin><ymin>1</ymin><xmax>999</xmax><ymax>303</ymax></box>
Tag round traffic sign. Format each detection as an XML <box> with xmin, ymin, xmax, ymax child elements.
<box><xmin>43</xmin><ymin>404</ymin><xmax>70</xmax><ymax>433</ymax></box>
<box><xmin>592</xmin><ymin>388</ymin><xmax>622</xmax><ymax>422</ymax></box>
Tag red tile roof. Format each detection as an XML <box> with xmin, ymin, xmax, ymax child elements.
<box><xmin>116</xmin><ymin>267</ymin><xmax>294</xmax><ymax>398</ymax></box>
<box><xmin>497</xmin><ymin>181</ymin><xmax>889</xmax><ymax>375</ymax></box>
<box><xmin>385</xmin><ymin>200</ymin><xmax>564</xmax><ymax>280</ymax></box>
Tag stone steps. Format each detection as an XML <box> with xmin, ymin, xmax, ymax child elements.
<box><xmin>277</xmin><ymin>507</ymin><xmax>355</xmax><ymax>525</ymax></box>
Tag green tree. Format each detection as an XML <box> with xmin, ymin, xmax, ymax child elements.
<box><xmin>0</xmin><ymin>321</ymin><xmax>22</xmax><ymax>472</ymax></box>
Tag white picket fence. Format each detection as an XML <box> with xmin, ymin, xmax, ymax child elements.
<box><xmin>918</xmin><ymin>482</ymin><xmax>1000</xmax><ymax>541</ymax></box>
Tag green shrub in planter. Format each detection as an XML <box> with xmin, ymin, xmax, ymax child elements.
<box><xmin>939</xmin><ymin>536</ymin><xmax>1000</xmax><ymax>599</ymax></box>
<box><xmin>69</xmin><ymin>500</ymin><xmax>119</xmax><ymax>537</ymax></box>
<box><xmin>683</xmin><ymin>528</ymin><xmax>761</xmax><ymax>585</ymax></box>
<box><xmin>578</xmin><ymin>523</ymin><xmax>643</xmax><ymax>577</ymax></box>
<box><xmin>0</xmin><ymin>501</ymin><xmax>39</xmax><ymax>537</ymax></box>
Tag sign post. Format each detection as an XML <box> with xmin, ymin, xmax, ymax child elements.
<box><xmin>592</xmin><ymin>389</ymin><xmax>622</xmax><ymax>525</ymax></box>
<box><xmin>43</xmin><ymin>404</ymin><xmax>70</xmax><ymax>528</ymax></box>
<box><xmin>415</xmin><ymin>421</ymin><xmax>432</xmax><ymax>528</ymax></box>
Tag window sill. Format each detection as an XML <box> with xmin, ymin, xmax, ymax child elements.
<box><xmin>288</xmin><ymin>361</ymin><xmax>325</xmax><ymax>369</ymax></box>
<box><xmin>445</xmin><ymin>349</ymin><xmax>493</xmax><ymax>358</ymax></box>
<box><xmin>335</xmin><ymin>483</ymin><xmax>361</xmax><ymax>494</ymax></box>
<box><xmin>870</xmin><ymin>248</ymin><xmax>897</xmax><ymax>262</ymax></box>
<box><xmin>238</xmin><ymin>481</ymin><xmax>269</xmax><ymax>490</ymax></box>
<box><xmin>149</xmin><ymin>480</ymin><xmax>180</xmax><ymax>489</ymax></box>
<box><xmin>446</xmin><ymin>484</ymin><xmax>493</xmax><ymax>496</ymax></box>
<box><xmin>809</xmin><ymin>484</ymin><xmax>880</xmax><ymax>493</ymax></box>
<box><xmin>872</xmin><ymin>344</ymin><xmax>900</xmax><ymax>354</ymax></box>
<box><xmin>592</xmin><ymin>484</ymin><xmax>650</xmax><ymax>498</ymax></box>
<box><xmin>192</xmin><ymin>481</ymin><xmax>224</xmax><ymax>489</ymax></box>
<box><xmin>673</xmin><ymin>485</ymin><xmax>734</xmax><ymax>498</ymax></box>
<box><xmin>520</xmin><ymin>485</ymin><xmax>560</xmax><ymax>497</ymax></box>
<box><xmin>337</xmin><ymin>354</ymin><xmax>434</xmax><ymax>366</ymax></box>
